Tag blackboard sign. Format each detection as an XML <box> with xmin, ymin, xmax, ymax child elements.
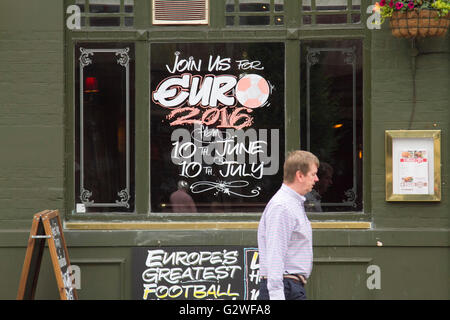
<box><xmin>133</xmin><ymin>246</ymin><xmax>260</xmax><ymax>300</ymax></box>
<box><xmin>17</xmin><ymin>210</ymin><xmax>77</xmax><ymax>300</ymax></box>
<box><xmin>243</xmin><ymin>248</ymin><xmax>260</xmax><ymax>300</ymax></box>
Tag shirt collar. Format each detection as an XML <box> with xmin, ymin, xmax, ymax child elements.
<box><xmin>281</xmin><ymin>183</ymin><xmax>306</xmax><ymax>203</ymax></box>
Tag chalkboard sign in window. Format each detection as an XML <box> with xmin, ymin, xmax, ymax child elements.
<box><xmin>150</xmin><ymin>42</ymin><xmax>285</xmax><ymax>213</ymax></box>
<box><xmin>132</xmin><ymin>246</ymin><xmax>260</xmax><ymax>300</ymax></box>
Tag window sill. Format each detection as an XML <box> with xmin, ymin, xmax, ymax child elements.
<box><xmin>64</xmin><ymin>220</ymin><xmax>371</xmax><ymax>230</ymax></box>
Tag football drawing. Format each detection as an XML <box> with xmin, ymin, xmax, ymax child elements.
<box><xmin>235</xmin><ymin>74</ymin><xmax>270</xmax><ymax>108</ymax></box>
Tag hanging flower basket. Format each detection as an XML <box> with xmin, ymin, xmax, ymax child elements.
<box><xmin>377</xmin><ymin>0</ymin><xmax>450</xmax><ymax>38</ymax></box>
<box><xmin>390</xmin><ymin>9</ymin><xmax>450</xmax><ymax>38</ymax></box>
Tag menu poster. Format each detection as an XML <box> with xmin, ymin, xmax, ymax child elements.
<box><xmin>398</xmin><ymin>149</ymin><xmax>428</xmax><ymax>194</ymax></box>
<box><xmin>150</xmin><ymin>43</ymin><xmax>285</xmax><ymax>213</ymax></box>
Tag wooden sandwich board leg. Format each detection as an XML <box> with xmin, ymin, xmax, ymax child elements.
<box><xmin>41</xmin><ymin>210</ymin><xmax>78</xmax><ymax>300</ymax></box>
<box><xmin>16</xmin><ymin>210</ymin><xmax>51</xmax><ymax>300</ymax></box>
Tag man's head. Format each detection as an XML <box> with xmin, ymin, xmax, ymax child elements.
<box><xmin>315</xmin><ymin>162</ymin><xmax>333</xmax><ymax>195</ymax></box>
<box><xmin>283</xmin><ymin>150</ymin><xmax>320</xmax><ymax>196</ymax></box>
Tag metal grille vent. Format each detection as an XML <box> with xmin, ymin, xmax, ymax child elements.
<box><xmin>153</xmin><ymin>0</ymin><xmax>209</xmax><ymax>25</ymax></box>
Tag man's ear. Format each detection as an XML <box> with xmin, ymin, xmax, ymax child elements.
<box><xmin>295</xmin><ymin>170</ymin><xmax>304</xmax><ymax>182</ymax></box>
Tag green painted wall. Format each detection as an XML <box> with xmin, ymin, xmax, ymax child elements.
<box><xmin>0</xmin><ymin>0</ymin><xmax>65</xmax><ymax>228</ymax></box>
<box><xmin>371</xmin><ymin>26</ymin><xmax>449</xmax><ymax>229</ymax></box>
<box><xmin>0</xmin><ymin>0</ymin><xmax>448</xmax><ymax>300</ymax></box>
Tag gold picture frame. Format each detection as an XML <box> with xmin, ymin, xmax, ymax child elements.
<box><xmin>385</xmin><ymin>130</ymin><xmax>441</xmax><ymax>202</ymax></box>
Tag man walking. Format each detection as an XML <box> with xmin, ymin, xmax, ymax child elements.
<box><xmin>257</xmin><ymin>150</ymin><xmax>319</xmax><ymax>300</ymax></box>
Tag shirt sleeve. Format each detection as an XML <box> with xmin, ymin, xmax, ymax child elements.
<box><xmin>264</xmin><ymin>203</ymin><xmax>296</xmax><ymax>300</ymax></box>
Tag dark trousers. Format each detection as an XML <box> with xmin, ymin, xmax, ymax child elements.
<box><xmin>258</xmin><ymin>278</ymin><xmax>307</xmax><ymax>300</ymax></box>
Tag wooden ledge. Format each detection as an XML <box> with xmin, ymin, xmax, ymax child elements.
<box><xmin>65</xmin><ymin>221</ymin><xmax>371</xmax><ymax>230</ymax></box>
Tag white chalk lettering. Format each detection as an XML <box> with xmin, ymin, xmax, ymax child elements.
<box><xmin>141</xmin><ymin>249</ymin><xmax>241</xmax><ymax>300</ymax></box>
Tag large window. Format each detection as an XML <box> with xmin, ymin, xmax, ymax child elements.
<box><xmin>75</xmin><ymin>43</ymin><xmax>135</xmax><ymax>213</ymax></box>
<box><xmin>150</xmin><ymin>43</ymin><xmax>285</xmax><ymax>213</ymax></box>
<box><xmin>301</xmin><ymin>39</ymin><xmax>363</xmax><ymax>212</ymax></box>
<box><xmin>68</xmin><ymin>1</ymin><xmax>367</xmax><ymax>216</ymax></box>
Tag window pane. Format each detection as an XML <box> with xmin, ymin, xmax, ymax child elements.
<box><xmin>274</xmin><ymin>16</ymin><xmax>284</xmax><ymax>25</ymax></box>
<box><xmin>302</xmin><ymin>0</ymin><xmax>312</xmax><ymax>11</ymax></box>
<box><xmin>226</xmin><ymin>16</ymin><xmax>235</xmax><ymax>25</ymax></box>
<box><xmin>274</xmin><ymin>0</ymin><xmax>284</xmax><ymax>11</ymax></box>
<box><xmin>150</xmin><ymin>43</ymin><xmax>285</xmax><ymax>213</ymax></box>
<box><xmin>300</xmin><ymin>40</ymin><xmax>363</xmax><ymax>212</ymax></box>
<box><xmin>75</xmin><ymin>43</ymin><xmax>135</xmax><ymax>213</ymax></box>
<box><xmin>125</xmin><ymin>0</ymin><xmax>134</xmax><ymax>12</ymax></box>
<box><xmin>89</xmin><ymin>17</ymin><xmax>121</xmax><ymax>26</ymax></box>
<box><xmin>352</xmin><ymin>0</ymin><xmax>361</xmax><ymax>10</ymax></box>
<box><xmin>315</xmin><ymin>14</ymin><xmax>347</xmax><ymax>24</ymax></box>
<box><xmin>226</xmin><ymin>0</ymin><xmax>235</xmax><ymax>12</ymax></box>
<box><xmin>316</xmin><ymin>0</ymin><xmax>347</xmax><ymax>10</ymax></box>
<box><xmin>89</xmin><ymin>0</ymin><xmax>120</xmax><ymax>13</ymax></box>
<box><xmin>239</xmin><ymin>0</ymin><xmax>270</xmax><ymax>12</ymax></box>
<box><xmin>239</xmin><ymin>16</ymin><xmax>270</xmax><ymax>25</ymax></box>
<box><xmin>76</xmin><ymin>0</ymin><xmax>85</xmax><ymax>12</ymax></box>
<box><xmin>124</xmin><ymin>17</ymin><xmax>134</xmax><ymax>26</ymax></box>
<box><xmin>351</xmin><ymin>14</ymin><xmax>360</xmax><ymax>23</ymax></box>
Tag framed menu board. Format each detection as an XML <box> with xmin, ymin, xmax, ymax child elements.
<box><xmin>385</xmin><ymin>130</ymin><xmax>441</xmax><ymax>201</ymax></box>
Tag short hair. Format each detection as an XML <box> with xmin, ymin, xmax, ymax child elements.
<box><xmin>318</xmin><ymin>162</ymin><xmax>333</xmax><ymax>177</ymax></box>
<box><xmin>283</xmin><ymin>150</ymin><xmax>320</xmax><ymax>183</ymax></box>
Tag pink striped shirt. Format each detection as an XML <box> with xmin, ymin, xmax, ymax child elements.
<box><xmin>257</xmin><ymin>184</ymin><xmax>313</xmax><ymax>300</ymax></box>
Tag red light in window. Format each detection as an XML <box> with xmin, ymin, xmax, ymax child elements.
<box><xmin>85</xmin><ymin>77</ymin><xmax>99</xmax><ymax>93</ymax></box>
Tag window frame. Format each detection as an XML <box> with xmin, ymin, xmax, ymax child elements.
<box><xmin>75</xmin><ymin>0</ymin><xmax>135</xmax><ymax>28</ymax></box>
<box><xmin>64</xmin><ymin>0</ymin><xmax>372</xmax><ymax>223</ymax></box>
<box><xmin>225</xmin><ymin>0</ymin><xmax>286</xmax><ymax>27</ymax></box>
<box><xmin>74</xmin><ymin>43</ymin><xmax>136</xmax><ymax>213</ymax></box>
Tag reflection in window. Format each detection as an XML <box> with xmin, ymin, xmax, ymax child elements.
<box><xmin>150</xmin><ymin>43</ymin><xmax>285</xmax><ymax>213</ymax></box>
<box><xmin>89</xmin><ymin>0</ymin><xmax>121</xmax><ymax>13</ymax></box>
<box><xmin>75</xmin><ymin>43</ymin><xmax>135</xmax><ymax>213</ymax></box>
<box><xmin>226</xmin><ymin>0</ymin><xmax>284</xmax><ymax>26</ymax></box>
<box><xmin>240</xmin><ymin>0</ymin><xmax>270</xmax><ymax>11</ymax></box>
<box><xmin>301</xmin><ymin>40</ymin><xmax>363</xmax><ymax>212</ymax></box>
<box><xmin>316</xmin><ymin>14</ymin><xmax>347</xmax><ymax>24</ymax></box>
<box><xmin>239</xmin><ymin>16</ymin><xmax>270</xmax><ymax>25</ymax></box>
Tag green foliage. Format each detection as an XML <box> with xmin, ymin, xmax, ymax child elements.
<box><xmin>377</xmin><ymin>0</ymin><xmax>450</xmax><ymax>21</ymax></box>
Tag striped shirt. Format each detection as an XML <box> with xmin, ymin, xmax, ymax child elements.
<box><xmin>257</xmin><ymin>184</ymin><xmax>313</xmax><ymax>300</ymax></box>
